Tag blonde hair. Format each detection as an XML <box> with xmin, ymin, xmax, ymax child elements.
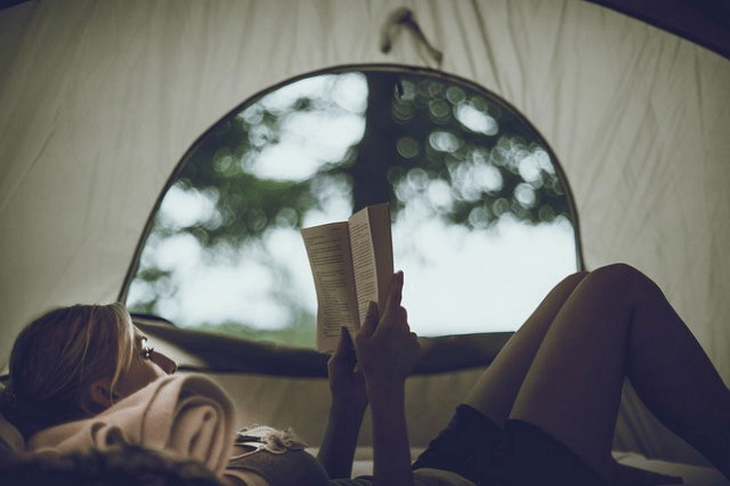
<box><xmin>1</xmin><ymin>303</ymin><xmax>135</xmax><ymax>438</ymax></box>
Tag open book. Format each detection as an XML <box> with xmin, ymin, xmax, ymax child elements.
<box><xmin>301</xmin><ymin>203</ymin><xmax>393</xmax><ymax>353</ymax></box>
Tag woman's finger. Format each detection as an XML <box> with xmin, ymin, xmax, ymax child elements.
<box><xmin>381</xmin><ymin>271</ymin><xmax>404</xmax><ymax>320</ymax></box>
<box><xmin>335</xmin><ymin>326</ymin><xmax>355</xmax><ymax>356</ymax></box>
<box><xmin>398</xmin><ymin>306</ymin><xmax>408</xmax><ymax>327</ymax></box>
<box><xmin>359</xmin><ymin>301</ymin><xmax>379</xmax><ymax>338</ymax></box>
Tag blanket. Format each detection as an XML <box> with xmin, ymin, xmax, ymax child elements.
<box><xmin>26</xmin><ymin>374</ymin><xmax>236</xmax><ymax>477</ymax></box>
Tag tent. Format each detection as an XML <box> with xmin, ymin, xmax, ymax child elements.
<box><xmin>2</xmin><ymin>0</ymin><xmax>730</xmax><ymax>482</ymax></box>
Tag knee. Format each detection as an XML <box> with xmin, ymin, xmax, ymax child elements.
<box><xmin>585</xmin><ymin>263</ymin><xmax>660</xmax><ymax>301</ymax></box>
<box><xmin>589</xmin><ymin>263</ymin><xmax>646</xmax><ymax>281</ymax></box>
<box><xmin>570</xmin><ymin>270</ymin><xmax>590</xmax><ymax>282</ymax></box>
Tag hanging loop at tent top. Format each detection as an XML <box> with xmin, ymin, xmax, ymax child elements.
<box><xmin>381</xmin><ymin>7</ymin><xmax>443</xmax><ymax>68</ymax></box>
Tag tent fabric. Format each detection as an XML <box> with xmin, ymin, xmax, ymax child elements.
<box><xmin>1</xmin><ymin>0</ymin><xmax>730</xmax><ymax>466</ymax></box>
<box><xmin>2</xmin><ymin>0</ymin><xmax>729</xmax><ymax>369</ymax></box>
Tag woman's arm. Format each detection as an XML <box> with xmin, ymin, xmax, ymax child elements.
<box><xmin>355</xmin><ymin>272</ymin><xmax>421</xmax><ymax>486</ymax></box>
<box><xmin>317</xmin><ymin>327</ymin><xmax>368</xmax><ymax>479</ymax></box>
<box><xmin>367</xmin><ymin>381</ymin><xmax>412</xmax><ymax>486</ymax></box>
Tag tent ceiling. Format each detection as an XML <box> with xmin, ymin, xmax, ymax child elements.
<box><xmin>3</xmin><ymin>0</ymin><xmax>729</xmax><ymax>59</ymax></box>
<box><xmin>590</xmin><ymin>0</ymin><xmax>730</xmax><ymax>60</ymax></box>
<box><xmin>1</xmin><ymin>0</ymin><xmax>729</xmax><ymax>383</ymax></box>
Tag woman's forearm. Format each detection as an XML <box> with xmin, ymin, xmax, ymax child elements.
<box><xmin>368</xmin><ymin>384</ymin><xmax>414</xmax><ymax>486</ymax></box>
<box><xmin>317</xmin><ymin>398</ymin><xmax>367</xmax><ymax>479</ymax></box>
<box><xmin>352</xmin><ymin>273</ymin><xmax>419</xmax><ymax>486</ymax></box>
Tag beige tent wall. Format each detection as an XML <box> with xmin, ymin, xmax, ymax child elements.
<box><xmin>1</xmin><ymin>0</ymin><xmax>730</xmax><ymax>463</ymax></box>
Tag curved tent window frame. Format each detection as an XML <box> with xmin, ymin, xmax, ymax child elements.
<box><xmin>119</xmin><ymin>64</ymin><xmax>585</xmax><ymax>366</ymax></box>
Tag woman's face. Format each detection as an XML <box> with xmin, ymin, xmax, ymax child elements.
<box><xmin>113</xmin><ymin>326</ymin><xmax>177</xmax><ymax>399</ymax></box>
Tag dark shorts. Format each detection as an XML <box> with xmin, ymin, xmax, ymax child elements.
<box><xmin>412</xmin><ymin>404</ymin><xmax>606</xmax><ymax>486</ymax></box>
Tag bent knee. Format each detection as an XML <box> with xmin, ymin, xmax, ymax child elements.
<box><xmin>589</xmin><ymin>262</ymin><xmax>645</xmax><ymax>279</ymax></box>
<box><xmin>585</xmin><ymin>263</ymin><xmax>660</xmax><ymax>300</ymax></box>
<box><xmin>569</xmin><ymin>270</ymin><xmax>590</xmax><ymax>281</ymax></box>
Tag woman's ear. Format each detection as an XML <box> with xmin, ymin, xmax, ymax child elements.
<box><xmin>85</xmin><ymin>378</ymin><xmax>113</xmax><ymax>413</ymax></box>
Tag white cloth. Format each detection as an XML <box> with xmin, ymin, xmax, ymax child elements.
<box><xmin>27</xmin><ymin>374</ymin><xmax>236</xmax><ymax>476</ymax></box>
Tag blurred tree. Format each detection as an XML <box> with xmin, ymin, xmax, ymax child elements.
<box><xmin>127</xmin><ymin>69</ymin><xmax>573</xmax><ymax>343</ymax></box>
<box><xmin>347</xmin><ymin>71</ymin><xmax>401</xmax><ymax>211</ymax></box>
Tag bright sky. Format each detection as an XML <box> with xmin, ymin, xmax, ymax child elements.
<box><xmin>131</xmin><ymin>186</ymin><xmax>577</xmax><ymax>335</ymax></box>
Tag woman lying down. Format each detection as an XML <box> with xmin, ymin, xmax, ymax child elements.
<box><xmin>1</xmin><ymin>264</ymin><xmax>729</xmax><ymax>485</ymax></box>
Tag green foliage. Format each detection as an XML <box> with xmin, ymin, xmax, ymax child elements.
<box><xmin>197</xmin><ymin>311</ymin><xmax>316</xmax><ymax>349</ymax></box>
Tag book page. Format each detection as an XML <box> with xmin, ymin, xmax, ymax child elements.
<box><xmin>348</xmin><ymin>203</ymin><xmax>393</xmax><ymax>327</ymax></box>
<box><xmin>368</xmin><ymin>203</ymin><xmax>394</xmax><ymax>312</ymax></box>
<box><xmin>301</xmin><ymin>223</ymin><xmax>360</xmax><ymax>353</ymax></box>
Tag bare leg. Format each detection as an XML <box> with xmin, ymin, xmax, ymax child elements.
<box><xmin>412</xmin><ymin>271</ymin><xmax>589</xmax><ymax>480</ymax></box>
<box><xmin>509</xmin><ymin>263</ymin><xmax>730</xmax><ymax>481</ymax></box>
<box><xmin>464</xmin><ymin>271</ymin><xmax>589</xmax><ymax>426</ymax></box>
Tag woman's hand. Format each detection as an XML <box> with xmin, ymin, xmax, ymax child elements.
<box><xmin>319</xmin><ymin>328</ymin><xmax>369</xmax><ymax>479</ymax></box>
<box><xmin>327</xmin><ymin>327</ymin><xmax>367</xmax><ymax>411</ymax></box>
<box><xmin>354</xmin><ymin>271</ymin><xmax>421</xmax><ymax>391</ymax></box>
<box><xmin>354</xmin><ymin>271</ymin><xmax>418</xmax><ymax>486</ymax></box>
